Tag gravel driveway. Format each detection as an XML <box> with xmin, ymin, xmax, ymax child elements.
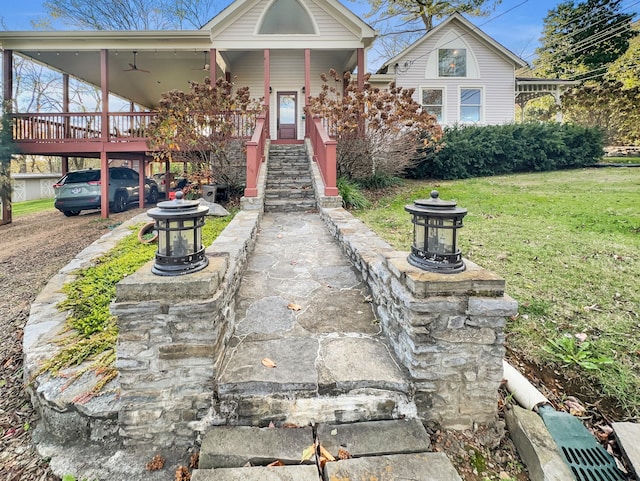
<box><xmin>0</xmin><ymin>206</ymin><xmax>146</xmax><ymax>481</ymax></box>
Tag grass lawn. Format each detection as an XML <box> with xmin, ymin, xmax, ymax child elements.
<box><xmin>355</xmin><ymin>167</ymin><xmax>640</xmax><ymax>419</ymax></box>
<box><xmin>11</xmin><ymin>198</ymin><xmax>55</xmax><ymax>217</ymax></box>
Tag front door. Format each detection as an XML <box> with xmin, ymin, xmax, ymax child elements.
<box><xmin>277</xmin><ymin>92</ymin><xmax>297</xmax><ymax>140</ymax></box>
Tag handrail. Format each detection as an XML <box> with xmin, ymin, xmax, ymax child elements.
<box><xmin>11</xmin><ymin>110</ymin><xmax>257</xmax><ymax>143</ymax></box>
<box><xmin>309</xmin><ymin>115</ymin><xmax>338</xmax><ymax>196</ymax></box>
<box><xmin>244</xmin><ymin>111</ymin><xmax>267</xmax><ymax>197</ymax></box>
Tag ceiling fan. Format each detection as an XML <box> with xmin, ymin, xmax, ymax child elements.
<box><xmin>123</xmin><ymin>51</ymin><xmax>150</xmax><ymax>73</ymax></box>
<box><xmin>192</xmin><ymin>51</ymin><xmax>210</xmax><ymax>71</ymax></box>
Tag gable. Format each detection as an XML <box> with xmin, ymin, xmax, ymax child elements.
<box><xmin>204</xmin><ymin>0</ymin><xmax>375</xmax><ymax>49</ymax></box>
<box><xmin>378</xmin><ymin>13</ymin><xmax>526</xmax><ymax>73</ymax></box>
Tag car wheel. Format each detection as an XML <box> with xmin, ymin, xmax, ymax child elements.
<box><xmin>148</xmin><ymin>186</ymin><xmax>159</xmax><ymax>204</ymax></box>
<box><xmin>112</xmin><ymin>192</ymin><xmax>128</xmax><ymax>213</ymax></box>
<box><xmin>62</xmin><ymin>210</ymin><xmax>81</xmax><ymax>217</ymax></box>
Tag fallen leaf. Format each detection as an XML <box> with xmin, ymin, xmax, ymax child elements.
<box><xmin>277</xmin><ymin>234</ymin><xmax>283</xmax><ymax>239</ymax></box>
<box><xmin>175</xmin><ymin>466</ymin><xmax>191</xmax><ymax>481</ymax></box>
<box><xmin>301</xmin><ymin>444</ymin><xmax>315</xmax><ymax>463</ymax></box>
<box><xmin>338</xmin><ymin>447</ymin><xmax>352</xmax><ymax>459</ymax></box>
<box><xmin>268</xmin><ymin>421</ymin><xmax>275</xmax><ymax>428</ymax></box>
<box><xmin>145</xmin><ymin>454</ymin><xmax>165</xmax><ymax>471</ymax></box>
<box><xmin>267</xmin><ymin>460</ymin><xmax>285</xmax><ymax>467</ymax></box>
<box><xmin>262</xmin><ymin>358</ymin><xmax>277</xmax><ymax>368</ymax></box>
<box><xmin>564</xmin><ymin>398</ymin><xmax>586</xmax><ymax>416</ymax></box>
<box><xmin>287</xmin><ymin>303</ymin><xmax>302</xmax><ymax>311</ymax></box>
<box><xmin>583</xmin><ymin>303</ymin><xmax>601</xmax><ymax>312</ymax></box>
<box><xmin>189</xmin><ymin>452</ymin><xmax>199</xmax><ymax>469</ymax></box>
<box><xmin>319</xmin><ymin>444</ymin><xmax>336</xmax><ymax>461</ymax></box>
<box><xmin>574</xmin><ymin>332</ymin><xmax>588</xmax><ymax>343</ymax></box>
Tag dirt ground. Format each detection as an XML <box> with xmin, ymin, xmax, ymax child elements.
<box><xmin>0</xmin><ymin>206</ymin><xmax>146</xmax><ymax>481</ymax></box>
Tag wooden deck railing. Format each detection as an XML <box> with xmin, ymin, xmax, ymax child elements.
<box><xmin>12</xmin><ymin>111</ymin><xmax>257</xmax><ymax>143</ymax></box>
<box><xmin>309</xmin><ymin>114</ymin><xmax>338</xmax><ymax>196</ymax></box>
<box><xmin>244</xmin><ymin>110</ymin><xmax>268</xmax><ymax>197</ymax></box>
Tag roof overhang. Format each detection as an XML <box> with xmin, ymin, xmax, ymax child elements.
<box><xmin>0</xmin><ymin>30</ymin><xmax>215</xmax><ymax>109</ymax></box>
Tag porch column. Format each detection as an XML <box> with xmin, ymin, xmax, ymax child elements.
<box><xmin>304</xmin><ymin>49</ymin><xmax>311</xmax><ymax>138</ymax></box>
<box><xmin>264</xmin><ymin>49</ymin><xmax>270</xmax><ymax>107</ymax></box>
<box><xmin>2</xmin><ymin>50</ymin><xmax>13</xmax><ymax>108</ymax></box>
<box><xmin>100</xmin><ymin>50</ymin><xmax>110</xmax><ymax>219</ymax></box>
<box><xmin>62</xmin><ymin>73</ymin><xmax>70</xmax><ymax>173</ymax></box>
<box><xmin>139</xmin><ymin>154</ymin><xmax>145</xmax><ymax>208</ymax></box>
<box><xmin>210</xmin><ymin>48</ymin><xmax>216</xmax><ymax>83</ymax></box>
<box><xmin>264</xmin><ymin>49</ymin><xmax>270</xmax><ymax>137</ymax></box>
<box><xmin>1</xmin><ymin>50</ymin><xmax>12</xmax><ymax>225</ymax></box>
<box><xmin>357</xmin><ymin>48</ymin><xmax>365</xmax><ymax>90</ymax></box>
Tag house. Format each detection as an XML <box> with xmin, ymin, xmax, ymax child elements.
<box><xmin>0</xmin><ymin>0</ymin><xmax>375</xmax><ymax>216</ymax></box>
<box><xmin>370</xmin><ymin>13</ymin><xmax>577</xmax><ymax>125</ymax></box>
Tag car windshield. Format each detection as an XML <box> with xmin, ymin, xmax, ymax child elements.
<box><xmin>64</xmin><ymin>171</ymin><xmax>101</xmax><ymax>183</ymax></box>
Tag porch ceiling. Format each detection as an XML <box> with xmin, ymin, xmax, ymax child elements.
<box><xmin>1</xmin><ymin>31</ymin><xmax>215</xmax><ymax>109</ymax></box>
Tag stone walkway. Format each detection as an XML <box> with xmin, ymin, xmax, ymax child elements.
<box><xmin>215</xmin><ymin>212</ymin><xmax>416</xmax><ymax>425</ymax></box>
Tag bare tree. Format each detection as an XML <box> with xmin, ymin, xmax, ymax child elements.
<box><xmin>41</xmin><ymin>0</ymin><xmax>220</xmax><ymax>30</ymax></box>
<box><xmin>361</xmin><ymin>0</ymin><xmax>502</xmax><ymax>65</ymax></box>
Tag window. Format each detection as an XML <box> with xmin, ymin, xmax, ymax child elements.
<box><xmin>438</xmin><ymin>49</ymin><xmax>466</xmax><ymax>77</ymax></box>
<box><xmin>460</xmin><ymin>88</ymin><xmax>481</xmax><ymax>122</ymax></box>
<box><xmin>421</xmin><ymin>88</ymin><xmax>444</xmax><ymax>122</ymax></box>
<box><xmin>258</xmin><ymin>0</ymin><xmax>315</xmax><ymax>34</ymax></box>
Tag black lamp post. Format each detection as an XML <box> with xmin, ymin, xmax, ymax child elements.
<box><xmin>405</xmin><ymin>190</ymin><xmax>467</xmax><ymax>274</ymax></box>
<box><xmin>147</xmin><ymin>191</ymin><xmax>209</xmax><ymax>276</ymax></box>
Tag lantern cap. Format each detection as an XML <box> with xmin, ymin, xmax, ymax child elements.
<box><xmin>148</xmin><ymin>190</ymin><xmax>209</xmax><ymax>219</ymax></box>
<box><xmin>405</xmin><ymin>190</ymin><xmax>467</xmax><ymax>216</ymax></box>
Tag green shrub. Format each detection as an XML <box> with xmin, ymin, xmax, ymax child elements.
<box><xmin>411</xmin><ymin>123</ymin><xmax>605</xmax><ymax>180</ymax></box>
<box><xmin>337</xmin><ymin>177</ymin><xmax>370</xmax><ymax>209</ymax></box>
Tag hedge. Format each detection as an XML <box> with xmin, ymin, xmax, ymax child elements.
<box><xmin>410</xmin><ymin>123</ymin><xmax>605</xmax><ymax>180</ymax></box>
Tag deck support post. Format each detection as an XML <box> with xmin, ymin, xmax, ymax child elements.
<box><xmin>100</xmin><ymin>50</ymin><xmax>110</xmax><ymax>218</ymax></box>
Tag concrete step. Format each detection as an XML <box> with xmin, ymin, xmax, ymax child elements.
<box><xmin>193</xmin><ymin>420</ymin><xmax>461</xmax><ymax>481</ymax></box>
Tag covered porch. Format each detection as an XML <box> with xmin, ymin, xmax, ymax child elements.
<box><xmin>1</xmin><ymin>29</ymin><xmax>364</xmax><ymax>217</ymax></box>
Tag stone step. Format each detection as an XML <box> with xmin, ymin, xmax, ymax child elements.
<box><xmin>266</xmin><ymin>179</ymin><xmax>312</xmax><ymax>187</ymax></box>
<box><xmin>214</xmin><ymin>335</ymin><xmax>411</xmax><ymax>424</ymax></box>
<box><xmin>193</xmin><ymin>421</ymin><xmax>461</xmax><ymax>481</ymax></box>
<box><xmin>265</xmin><ymin>186</ymin><xmax>314</xmax><ymax>199</ymax></box>
<box><xmin>264</xmin><ymin>199</ymin><xmax>316</xmax><ymax>212</ymax></box>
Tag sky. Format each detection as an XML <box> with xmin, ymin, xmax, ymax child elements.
<box><xmin>1</xmin><ymin>0</ymin><xmax>638</xmax><ymax>67</ymax></box>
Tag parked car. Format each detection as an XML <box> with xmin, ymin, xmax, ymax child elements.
<box><xmin>53</xmin><ymin>167</ymin><xmax>159</xmax><ymax>217</ymax></box>
<box><xmin>152</xmin><ymin>172</ymin><xmax>170</xmax><ymax>197</ymax></box>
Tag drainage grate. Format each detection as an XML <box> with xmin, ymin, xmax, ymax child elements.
<box><xmin>538</xmin><ymin>405</ymin><xmax>627</xmax><ymax>481</ymax></box>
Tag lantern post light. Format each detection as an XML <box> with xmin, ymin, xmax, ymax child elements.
<box><xmin>147</xmin><ymin>191</ymin><xmax>209</xmax><ymax>276</ymax></box>
<box><xmin>405</xmin><ymin>190</ymin><xmax>467</xmax><ymax>274</ymax></box>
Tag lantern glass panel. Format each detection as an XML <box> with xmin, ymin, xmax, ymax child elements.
<box><xmin>158</xmin><ymin>220</ymin><xmax>169</xmax><ymax>255</ymax></box>
<box><xmin>414</xmin><ymin>220</ymin><xmax>426</xmax><ymax>250</ymax></box>
<box><xmin>428</xmin><ymin>218</ymin><xmax>454</xmax><ymax>254</ymax></box>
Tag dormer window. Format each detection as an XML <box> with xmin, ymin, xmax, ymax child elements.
<box><xmin>439</xmin><ymin>49</ymin><xmax>466</xmax><ymax>77</ymax></box>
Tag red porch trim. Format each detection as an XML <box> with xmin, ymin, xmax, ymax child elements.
<box><xmin>309</xmin><ymin>115</ymin><xmax>338</xmax><ymax>196</ymax></box>
<box><xmin>357</xmin><ymin>48</ymin><xmax>365</xmax><ymax>90</ymax></box>
<box><xmin>244</xmin><ymin>113</ymin><xmax>267</xmax><ymax>197</ymax></box>
<box><xmin>100</xmin><ymin>50</ymin><xmax>110</xmax><ymax>218</ymax></box>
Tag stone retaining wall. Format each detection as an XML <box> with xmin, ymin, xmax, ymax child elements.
<box><xmin>318</xmin><ymin>207</ymin><xmax>518</xmax><ymax>430</ymax></box>
<box><xmin>112</xmin><ymin>209</ymin><xmax>262</xmax><ymax>448</ymax></box>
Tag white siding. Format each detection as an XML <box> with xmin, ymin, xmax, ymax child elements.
<box><xmin>231</xmin><ymin>49</ymin><xmax>344</xmax><ymax>139</ymax></box>
<box><xmin>392</xmin><ymin>23</ymin><xmax>517</xmax><ymax>125</ymax></box>
<box><xmin>213</xmin><ymin>0</ymin><xmax>359</xmax><ymax>46</ymax></box>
